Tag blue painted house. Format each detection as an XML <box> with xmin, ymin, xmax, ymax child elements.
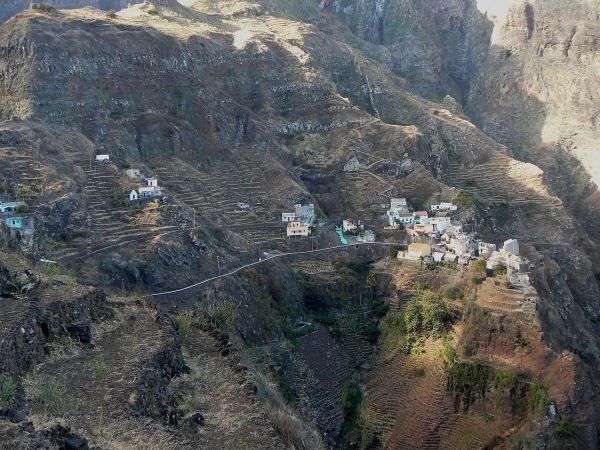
<box><xmin>0</xmin><ymin>200</ymin><xmax>25</xmax><ymax>213</ymax></box>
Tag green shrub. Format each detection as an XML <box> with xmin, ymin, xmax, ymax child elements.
<box><xmin>29</xmin><ymin>376</ymin><xmax>81</xmax><ymax>415</ymax></box>
<box><xmin>58</xmin><ymin>230</ymin><xmax>72</xmax><ymax>243</ymax></box>
<box><xmin>372</xmin><ymin>299</ymin><xmax>389</xmax><ymax>317</ymax></box>
<box><xmin>443</xmin><ymin>286</ymin><xmax>463</xmax><ymax>300</ymax></box>
<box><xmin>15</xmin><ymin>204</ymin><xmax>28</xmax><ymax>213</ymax></box>
<box><xmin>460</xmin><ymin>342</ymin><xmax>473</xmax><ymax>357</ymax></box>
<box><xmin>92</xmin><ymin>361</ymin><xmax>109</xmax><ymax>384</ymax></box>
<box><xmin>493</xmin><ymin>264</ymin><xmax>507</xmax><ymax>277</ymax></box>
<box><xmin>406</xmin><ymin>293</ymin><xmax>450</xmax><ymax>337</ymax></box>
<box><xmin>442</xmin><ymin>260</ymin><xmax>458</xmax><ymax>270</ymax></box>
<box><xmin>556</xmin><ymin>419</ymin><xmax>575</xmax><ymax>438</ymax></box>
<box><xmin>455</xmin><ymin>189</ymin><xmax>474</xmax><ymax>209</ymax></box>
<box><xmin>315</xmin><ymin>312</ymin><xmax>337</xmax><ymax>325</ymax></box>
<box><xmin>341</xmin><ymin>379</ymin><xmax>363</xmax><ymax>433</ymax></box>
<box><xmin>422</xmin><ymin>293</ymin><xmax>451</xmax><ymax>336</ymax></box>
<box><xmin>447</xmin><ymin>359</ymin><xmax>492</xmax><ymax>409</ymax></box>
<box><xmin>388</xmin><ymin>244</ymin><xmax>402</xmax><ymax>258</ymax></box>
<box><xmin>494</xmin><ymin>369</ymin><xmax>517</xmax><ymax>389</ymax></box>
<box><xmin>363</xmin><ymin>323</ymin><xmax>381</xmax><ymax>343</ymax></box>
<box><xmin>379</xmin><ymin>313</ymin><xmax>407</xmax><ymax>355</ymax></box>
<box><xmin>147</xmin><ymin>4</ymin><xmax>159</xmax><ymax>15</ymax></box>
<box><xmin>0</xmin><ymin>377</ymin><xmax>17</xmax><ymax>407</ymax></box>
<box><xmin>473</xmin><ymin>259</ymin><xmax>487</xmax><ymax>275</ymax></box>
<box><xmin>528</xmin><ymin>381</ymin><xmax>551</xmax><ymax>414</ymax></box>
<box><xmin>405</xmin><ymin>297</ymin><xmax>423</xmax><ymax>333</ymax></box>
<box><xmin>40</xmin><ymin>263</ymin><xmax>59</xmax><ymax>277</ymax></box>
<box><xmin>32</xmin><ymin>3</ymin><xmax>56</xmax><ymax>12</ymax></box>
<box><xmin>174</xmin><ymin>310</ymin><xmax>195</xmax><ymax>339</ymax></box>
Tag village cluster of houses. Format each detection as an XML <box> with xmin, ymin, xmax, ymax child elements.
<box><xmin>126</xmin><ymin>168</ymin><xmax>163</xmax><ymax>200</ymax></box>
<box><xmin>282</xmin><ymin>203</ymin><xmax>315</xmax><ymax>237</ymax></box>
<box><xmin>386</xmin><ymin>198</ymin><xmax>460</xmax><ymax>235</ymax></box>
<box><xmin>398</xmin><ymin>237</ymin><xmax>531</xmax><ymax>284</ymax></box>
<box><xmin>386</xmin><ymin>196</ymin><xmax>531</xmax><ymax>283</ymax></box>
<box><xmin>0</xmin><ymin>200</ymin><xmax>34</xmax><ymax>235</ymax></box>
<box><xmin>484</xmin><ymin>239</ymin><xmax>531</xmax><ymax>284</ymax></box>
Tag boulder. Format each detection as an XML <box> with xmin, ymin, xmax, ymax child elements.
<box><xmin>185</xmin><ymin>412</ymin><xmax>205</xmax><ymax>426</ymax></box>
<box><xmin>67</xmin><ymin>323</ymin><xmax>92</xmax><ymax>343</ymax></box>
<box><xmin>183</xmin><ymin>412</ymin><xmax>205</xmax><ymax>433</ymax></box>
<box><xmin>12</xmin><ymin>270</ymin><xmax>40</xmax><ymax>294</ymax></box>
<box><xmin>65</xmin><ymin>434</ymin><xmax>89</xmax><ymax>450</ymax></box>
<box><xmin>7</xmin><ymin>408</ymin><xmax>27</xmax><ymax>423</ymax></box>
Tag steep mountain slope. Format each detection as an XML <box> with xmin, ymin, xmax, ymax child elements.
<box><xmin>324</xmin><ymin>0</ymin><xmax>600</xmax><ymax>257</ymax></box>
<box><xmin>1</xmin><ymin>1</ymin><xmax>600</xmax><ymax>448</ymax></box>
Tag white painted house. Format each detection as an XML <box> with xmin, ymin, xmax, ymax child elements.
<box><xmin>362</xmin><ymin>230</ymin><xmax>375</xmax><ymax>243</ymax></box>
<box><xmin>486</xmin><ymin>251</ymin><xmax>502</xmax><ymax>270</ymax></box>
<box><xmin>146</xmin><ymin>177</ymin><xmax>158</xmax><ymax>187</ymax></box>
<box><xmin>95</xmin><ymin>154</ymin><xmax>110</xmax><ymax>161</ymax></box>
<box><xmin>504</xmin><ymin>239</ymin><xmax>519</xmax><ymax>256</ymax></box>
<box><xmin>295</xmin><ymin>203</ymin><xmax>315</xmax><ymax>225</ymax></box>
<box><xmin>479</xmin><ymin>242</ymin><xmax>497</xmax><ymax>258</ymax></box>
<box><xmin>507</xmin><ymin>254</ymin><xmax>526</xmax><ymax>272</ymax></box>
<box><xmin>343</xmin><ymin>219</ymin><xmax>359</xmax><ymax>233</ymax></box>
<box><xmin>282</xmin><ymin>212</ymin><xmax>296</xmax><ymax>222</ymax></box>
<box><xmin>449</xmin><ymin>238</ymin><xmax>469</xmax><ymax>256</ymax></box>
<box><xmin>129</xmin><ymin>189</ymin><xmax>139</xmax><ymax>201</ymax></box>
<box><xmin>431</xmin><ymin>202</ymin><xmax>458</xmax><ymax>211</ymax></box>
<box><xmin>444</xmin><ymin>253</ymin><xmax>458</xmax><ymax>263</ymax></box>
<box><xmin>139</xmin><ymin>186</ymin><xmax>162</xmax><ymax>197</ymax></box>
<box><xmin>458</xmin><ymin>254</ymin><xmax>471</xmax><ymax>265</ymax></box>
<box><xmin>430</xmin><ymin>216</ymin><xmax>451</xmax><ymax>232</ymax></box>
<box><xmin>390</xmin><ymin>198</ymin><xmax>407</xmax><ymax>209</ymax></box>
<box><xmin>236</xmin><ymin>202</ymin><xmax>250</xmax><ymax>209</ymax></box>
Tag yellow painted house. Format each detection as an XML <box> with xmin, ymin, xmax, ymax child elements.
<box><xmin>408</xmin><ymin>243</ymin><xmax>432</xmax><ymax>259</ymax></box>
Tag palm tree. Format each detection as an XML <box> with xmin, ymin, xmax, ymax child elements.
<box><xmin>366</xmin><ymin>271</ymin><xmax>377</xmax><ymax>301</ymax></box>
<box><xmin>366</xmin><ymin>271</ymin><xmax>377</xmax><ymax>287</ymax></box>
<box><xmin>515</xmin><ymin>337</ymin><xmax>531</xmax><ymax>368</ymax></box>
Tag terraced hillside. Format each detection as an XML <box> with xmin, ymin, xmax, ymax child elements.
<box><xmin>477</xmin><ymin>277</ymin><xmax>538</xmax><ymax>316</ymax></box>
<box><xmin>49</xmin><ymin>159</ymin><xmax>179</xmax><ymax>262</ymax></box>
<box><xmin>361</xmin><ymin>339</ymin><xmax>515</xmax><ymax>449</ymax></box>
<box><xmin>297</xmin><ymin>326</ymin><xmax>356</xmax><ymax>439</ymax></box>
<box><xmin>151</xmin><ymin>156</ymin><xmax>293</xmax><ymax>246</ymax></box>
<box><xmin>444</xmin><ymin>153</ymin><xmax>560</xmax><ymax>208</ymax></box>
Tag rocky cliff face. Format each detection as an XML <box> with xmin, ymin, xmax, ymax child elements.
<box><xmin>320</xmin><ymin>0</ymin><xmax>494</xmax><ymax>100</ymax></box>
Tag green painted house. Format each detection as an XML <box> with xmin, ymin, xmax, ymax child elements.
<box><xmin>6</xmin><ymin>217</ymin><xmax>23</xmax><ymax>228</ymax></box>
